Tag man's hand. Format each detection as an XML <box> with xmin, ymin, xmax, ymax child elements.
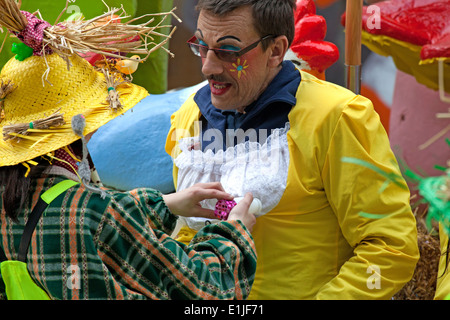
<box><xmin>162</xmin><ymin>182</ymin><xmax>233</xmax><ymax>218</ymax></box>
<box><xmin>228</xmin><ymin>193</ymin><xmax>257</xmax><ymax>232</ymax></box>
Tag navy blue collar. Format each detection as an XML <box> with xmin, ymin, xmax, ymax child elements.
<box><xmin>195</xmin><ymin>61</ymin><xmax>300</xmax><ymax>131</ymax></box>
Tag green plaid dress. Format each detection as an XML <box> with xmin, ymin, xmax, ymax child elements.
<box><xmin>0</xmin><ymin>173</ymin><xmax>257</xmax><ymax>300</ymax></box>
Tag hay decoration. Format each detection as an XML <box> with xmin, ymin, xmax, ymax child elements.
<box><xmin>393</xmin><ymin>208</ymin><xmax>440</xmax><ymax>300</ymax></box>
<box><xmin>0</xmin><ymin>79</ymin><xmax>16</xmax><ymax>122</ymax></box>
<box><xmin>0</xmin><ymin>0</ymin><xmax>181</xmax><ymax>64</ymax></box>
<box><xmin>101</xmin><ymin>68</ymin><xmax>129</xmax><ymax>112</ymax></box>
<box><xmin>0</xmin><ymin>0</ymin><xmax>28</xmax><ymax>34</ymax></box>
<box><xmin>3</xmin><ymin>108</ymin><xmax>65</xmax><ymax>141</ymax></box>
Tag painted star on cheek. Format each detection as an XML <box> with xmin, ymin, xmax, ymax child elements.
<box><xmin>230</xmin><ymin>58</ymin><xmax>249</xmax><ymax>79</ymax></box>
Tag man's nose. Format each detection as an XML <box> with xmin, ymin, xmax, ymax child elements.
<box><xmin>201</xmin><ymin>50</ymin><xmax>224</xmax><ymax>76</ymax></box>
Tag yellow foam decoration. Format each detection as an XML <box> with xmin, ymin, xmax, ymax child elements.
<box><xmin>361</xmin><ymin>31</ymin><xmax>450</xmax><ymax>94</ymax></box>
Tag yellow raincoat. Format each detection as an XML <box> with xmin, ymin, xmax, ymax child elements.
<box><xmin>165</xmin><ymin>70</ymin><xmax>419</xmax><ymax>299</ymax></box>
<box><xmin>435</xmin><ymin>226</ymin><xmax>450</xmax><ymax>300</ymax></box>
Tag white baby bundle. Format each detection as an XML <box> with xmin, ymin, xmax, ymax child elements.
<box><xmin>174</xmin><ymin>123</ymin><xmax>291</xmax><ymax>231</ymax></box>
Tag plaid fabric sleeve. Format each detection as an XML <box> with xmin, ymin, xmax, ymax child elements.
<box><xmin>99</xmin><ymin>189</ymin><xmax>257</xmax><ymax>300</ymax></box>
<box><xmin>187</xmin><ymin>221</ymin><xmax>257</xmax><ymax>299</ymax></box>
<box><xmin>125</xmin><ymin>188</ymin><xmax>178</xmax><ymax>234</ymax></box>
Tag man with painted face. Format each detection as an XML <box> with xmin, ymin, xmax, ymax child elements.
<box><xmin>165</xmin><ymin>0</ymin><xmax>419</xmax><ymax>300</ymax></box>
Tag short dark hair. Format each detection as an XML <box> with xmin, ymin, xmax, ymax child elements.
<box><xmin>196</xmin><ymin>0</ymin><xmax>296</xmax><ymax>49</ymax></box>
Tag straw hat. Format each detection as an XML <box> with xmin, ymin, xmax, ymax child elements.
<box><xmin>0</xmin><ymin>52</ymin><xmax>147</xmax><ymax>167</ymax></box>
<box><xmin>0</xmin><ymin>0</ymin><xmax>179</xmax><ymax>168</ymax></box>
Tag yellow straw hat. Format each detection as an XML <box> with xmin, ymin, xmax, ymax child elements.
<box><xmin>0</xmin><ymin>0</ymin><xmax>179</xmax><ymax>168</ymax></box>
<box><xmin>0</xmin><ymin>53</ymin><xmax>147</xmax><ymax>167</ymax></box>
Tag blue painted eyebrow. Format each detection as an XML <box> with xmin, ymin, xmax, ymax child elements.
<box><xmin>197</xmin><ymin>36</ymin><xmax>241</xmax><ymax>51</ymax></box>
<box><xmin>220</xmin><ymin>44</ymin><xmax>241</xmax><ymax>51</ymax></box>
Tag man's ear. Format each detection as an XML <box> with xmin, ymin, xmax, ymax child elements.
<box><xmin>267</xmin><ymin>35</ymin><xmax>289</xmax><ymax>67</ymax></box>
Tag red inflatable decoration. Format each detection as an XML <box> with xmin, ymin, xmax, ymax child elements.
<box><xmin>359</xmin><ymin>0</ymin><xmax>450</xmax><ymax>62</ymax></box>
<box><xmin>342</xmin><ymin>0</ymin><xmax>450</xmax><ymax>94</ymax></box>
<box><xmin>286</xmin><ymin>0</ymin><xmax>339</xmax><ymax>80</ymax></box>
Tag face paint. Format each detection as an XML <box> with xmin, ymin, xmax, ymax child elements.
<box><xmin>230</xmin><ymin>58</ymin><xmax>249</xmax><ymax>79</ymax></box>
<box><xmin>220</xmin><ymin>44</ymin><xmax>240</xmax><ymax>52</ymax></box>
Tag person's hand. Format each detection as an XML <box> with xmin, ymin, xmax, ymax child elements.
<box><xmin>162</xmin><ymin>182</ymin><xmax>233</xmax><ymax>218</ymax></box>
<box><xmin>227</xmin><ymin>193</ymin><xmax>257</xmax><ymax>232</ymax></box>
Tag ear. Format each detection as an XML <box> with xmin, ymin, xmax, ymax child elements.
<box><xmin>267</xmin><ymin>35</ymin><xmax>289</xmax><ymax>68</ymax></box>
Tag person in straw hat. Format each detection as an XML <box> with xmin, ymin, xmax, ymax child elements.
<box><xmin>0</xmin><ymin>1</ymin><xmax>256</xmax><ymax>300</ymax></box>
